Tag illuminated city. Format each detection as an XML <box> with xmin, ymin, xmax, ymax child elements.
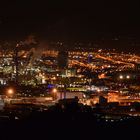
<box><xmin>0</xmin><ymin>0</ymin><xmax>140</xmax><ymax>139</ymax></box>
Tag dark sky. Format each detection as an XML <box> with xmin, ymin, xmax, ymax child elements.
<box><xmin>0</xmin><ymin>1</ymin><xmax>140</xmax><ymax>42</ymax></box>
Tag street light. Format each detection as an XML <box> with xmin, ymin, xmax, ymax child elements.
<box><xmin>52</xmin><ymin>88</ymin><xmax>57</xmax><ymax>93</ymax></box>
<box><xmin>6</xmin><ymin>88</ymin><xmax>14</xmax><ymax>97</ymax></box>
<box><xmin>52</xmin><ymin>88</ymin><xmax>57</xmax><ymax>100</ymax></box>
<box><xmin>126</xmin><ymin>75</ymin><xmax>130</xmax><ymax>79</ymax></box>
<box><xmin>97</xmin><ymin>89</ymin><xmax>101</xmax><ymax>92</ymax></box>
<box><xmin>119</xmin><ymin>75</ymin><xmax>123</xmax><ymax>79</ymax></box>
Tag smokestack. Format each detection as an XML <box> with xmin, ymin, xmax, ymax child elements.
<box><xmin>15</xmin><ymin>44</ymin><xmax>19</xmax><ymax>84</ymax></box>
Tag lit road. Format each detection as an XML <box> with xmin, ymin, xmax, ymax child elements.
<box><xmin>71</xmin><ymin>60</ymin><xmax>97</xmax><ymax>69</ymax></box>
<box><xmin>70</xmin><ymin>52</ymin><xmax>136</xmax><ymax>71</ymax></box>
<box><xmin>95</xmin><ymin>54</ymin><xmax>135</xmax><ymax>68</ymax></box>
<box><xmin>4</xmin><ymin>96</ymin><xmax>56</xmax><ymax>107</ymax></box>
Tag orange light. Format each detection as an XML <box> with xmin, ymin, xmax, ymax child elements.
<box><xmin>52</xmin><ymin>88</ymin><xmax>57</xmax><ymax>93</ymax></box>
<box><xmin>7</xmin><ymin>88</ymin><xmax>14</xmax><ymax>95</ymax></box>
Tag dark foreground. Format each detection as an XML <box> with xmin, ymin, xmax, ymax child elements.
<box><xmin>0</xmin><ymin>106</ymin><xmax>140</xmax><ymax>140</ymax></box>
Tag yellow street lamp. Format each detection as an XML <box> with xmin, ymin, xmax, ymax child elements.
<box><xmin>52</xmin><ymin>88</ymin><xmax>57</xmax><ymax>100</ymax></box>
<box><xmin>7</xmin><ymin>88</ymin><xmax>14</xmax><ymax>97</ymax></box>
<box><xmin>52</xmin><ymin>88</ymin><xmax>57</xmax><ymax>93</ymax></box>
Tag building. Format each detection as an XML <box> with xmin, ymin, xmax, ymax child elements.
<box><xmin>57</xmin><ymin>51</ymin><xmax>68</xmax><ymax>69</ymax></box>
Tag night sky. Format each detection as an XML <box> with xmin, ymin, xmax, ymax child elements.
<box><xmin>0</xmin><ymin>1</ymin><xmax>140</xmax><ymax>42</ymax></box>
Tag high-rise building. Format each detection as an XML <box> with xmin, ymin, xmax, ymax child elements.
<box><xmin>57</xmin><ymin>51</ymin><xmax>68</xmax><ymax>69</ymax></box>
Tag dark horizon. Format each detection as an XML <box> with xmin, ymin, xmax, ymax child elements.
<box><xmin>0</xmin><ymin>1</ymin><xmax>140</xmax><ymax>45</ymax></box>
